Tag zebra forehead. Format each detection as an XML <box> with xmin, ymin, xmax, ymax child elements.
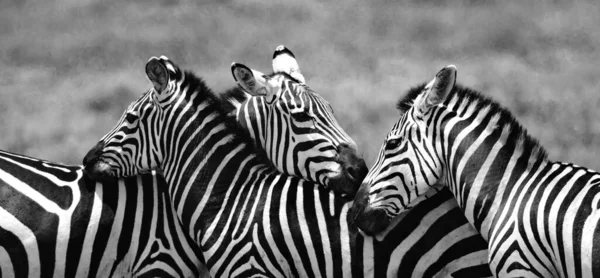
<box><xmin>125</xmin><ymin>91</ymin><xmax>152</xmax><ymax>111</ymax></box>
<box><xmin>296</xmin><ymin>88</ymin><xmax>332</xmax><ymax>109</ymax></box>
<box><xmin>387</xmin><ymin>128</ymin><xmax>404</xmax><ymax>139</ymax></box>
<box><xmin>268</xmin><ymin>71</ymin><xmax>301</xmax><ymax>83</ymax></box>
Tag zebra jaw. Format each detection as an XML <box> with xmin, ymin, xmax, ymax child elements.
<box><xmin>368</xmin><ymin>185</ymin><xmax>443</xmax><ymax>239</ymax></box>
<box><xmin>374</xmin><ymin>209</ymin><xmax>409</xmax><ymax>241</ymax></box>
<box><xmin>366</xmin><ymin>190</ymin><xmax>441</xmax><ymax>240</ymax></box>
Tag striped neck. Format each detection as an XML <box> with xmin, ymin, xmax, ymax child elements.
<box><xmin>157</xmin><ymin>87</ymin><xmax>277</xmax><ymax>245</ymax></box>
<box><xmin>431</xmin><ymin>86</ymin><xmax>549</xmax><ymax>240</ymax></box>
<box><xmin>237</xmin><ymin>96</ymin><xmax>293</xmax><ymax>173</ymax></box>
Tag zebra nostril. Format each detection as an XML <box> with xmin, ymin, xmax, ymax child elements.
<box><xmin>337</xmin><ymin>142</ymin><xmax>368</xmax><ymax>182</ymax></box>
<box><xmin>346</xmin><ymin>166</ymin><xmax>359</xmax><ymax>180</ymax></box>
<box><xmin>346</xmin><ymin>162</ymin><xmax>368</xmax><ymax>182</ymax></box>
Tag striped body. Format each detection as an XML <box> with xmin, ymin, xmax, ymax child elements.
<box><xmin>0</xmin><ymin>150</ymin><xmax>204</xmax><ymax>277</ymax></box>
<box><xmin>85</xmin><ymin>57</ymin><xmax>492</xmax><ymax>277</ymax></box>
<box><xmin>352</xmin><ymin>65</ymin><xmax>600</xmax><ymax>277</ymax></box>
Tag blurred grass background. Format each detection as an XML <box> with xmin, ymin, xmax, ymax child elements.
<box><xmin>0</xmin><ymin>0</ymin><xmax>599</xmax><ymax>169</ymax></box>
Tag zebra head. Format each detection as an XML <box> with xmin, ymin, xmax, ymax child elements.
<box><xmin>230</xmin><ymin>47</ymin><xmax>367</xmax><ymax>197</ymax></box>
<box><xmin>350</xmin><ymin>65</ymin><xmax>457</xmax><ymax>235</ymax></box>
<box><xmin>83</xmin><ymin>56</ymin><xmax>184</xmax><ymax>180</ymax></box>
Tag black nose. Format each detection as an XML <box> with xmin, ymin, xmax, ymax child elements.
<box><xmin>337</xmin><ymin>143</ymin><xmax>368</xmax><ymax>182</ymax></box>
<box><xmin>349</xmin><ymin>183</ymin><xmax>391</xmax><ymax>235</ymax></box>
<box><xmin>83</xmin><ymin>142</ymin><xmax>104</xmax><ymax>166</ymax></box>
<box><xmin>346</xmin><ymin>161</ymin><xmax>368</xmax><ymax>183</ymax></box>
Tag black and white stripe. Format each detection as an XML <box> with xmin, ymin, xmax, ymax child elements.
<box><xmin>224</xmin><ymin>46</ymin><xmax>367</xmax><ymax>196</ymax></box>
<box><xmin>352</xmin><ymin>65</ymin><xmax>600</xmax><ymax>277</ymax></box>
<box><xmin>0</xmin><ymin>150</ymin><xmax>204</xmax><ymax>277</ymax></box>
<box><xmin>84</xmin><ymin>57</ymin><xmax>492</xmax><ymax>277</ymax></box>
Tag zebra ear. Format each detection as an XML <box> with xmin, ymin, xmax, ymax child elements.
<box><xmin>145</xmin><ymin>57</ymin><xmax>170</xmax><ymax>93</ymax></box>
<box><xmin>418</xmin><ymin>65</ymin><xmax>457</xmax><ymax>112</ymax></box>
<box><xmin>231</xmin><ymin>62</ymin><xmax>273</xmax><ymax>97</ymax></box>
<box><xmin>272</xmin><ymin>45</ymin><xmax>305</xmax><ymax>84</ymax></box>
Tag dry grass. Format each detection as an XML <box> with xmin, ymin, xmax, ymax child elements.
<box><xmin>1</xmin><ymin>0</ymin><xmax>599</xmax><ymax>170</ymax></box>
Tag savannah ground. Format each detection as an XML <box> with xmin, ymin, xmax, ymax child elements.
<box><xmin>1</xmin><ymin>0</ymin><xmax>599</xmax><ymax>170</ymax></box>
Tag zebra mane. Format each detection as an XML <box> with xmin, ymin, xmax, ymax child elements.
<box><xmin>396</xmin><ymin>83</ymin><xmax>548</xmax><ymax>161</ymax></box>
<box><xmin>220</xmin><ymin>86</ymin><xmax>250</xmax><ymax>116</ymax></box>
<box><xmin>181</xmin><ymin>70</ymin><xmax>274</xmax><ymax>167</ymax></box>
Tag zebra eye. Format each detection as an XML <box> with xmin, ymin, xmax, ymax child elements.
<box><xmin>125</xmin><ymin>112</ymin><xmax>139</xmax><ymax>123</ymax></box>
<box><xmin>290</xmin><ymin>112</ymin><xmax>316</xmax><ymax>129</ymax></box>
<box><xmin>291</xmin><ymin>112</ymin><xmax>312</xmax><ymax>122</ymax></box>
<box><xmin>386</xmin><ymin>138</ymin><xmax>401</xmax><ymax>150</ymax></box>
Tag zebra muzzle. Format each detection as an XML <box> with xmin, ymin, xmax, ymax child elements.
<box><xmin>83</xmin><ymin>159</ymin><xmax>115</xmax><ymax>182</ymax></box>
<box><xmin>348</xmin><ymin>184</ymin><xmax>392</xmax><ymax>236</ymax></box>
<box><xmin>83</xmin><ymin>142</ymin><xmax>116</xmax><ymax>182</ymax></box>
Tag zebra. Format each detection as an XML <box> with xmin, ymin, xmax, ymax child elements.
<box><xmin>350</xmin><ymin>65</ymin><xmax>600</xmax><ymax>277</ymax></box>
<box><xmin>83</xmin><ymin>56</ymin><xmax>493</xmax><ymax>277</ymax></box>
<box><xmin>0</xmin><ymin>150</ymin><xmax>205</xmax><ymax>277</ymax></box>
<box><xmin>0</xmin><ymin>46</ymin><xmax>365</xmax><ymax>278</ymax></box>
<box><xmin>221</xmin><ymin>45</ymin><xmax>368</xmax><ymax>196</ymax></box>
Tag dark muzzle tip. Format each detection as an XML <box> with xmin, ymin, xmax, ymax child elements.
<box><xmin>83</xmin><ymin>141</ymin><xmax>106</xmax><ymax>165</ymax></box>
<box><xmin>83</xmin><ymin>159</ymin><xmax>116</xmax><ymax>182</ymax></box>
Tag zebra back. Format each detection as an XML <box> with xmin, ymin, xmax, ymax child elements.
<box><xmin>0</xmin><ymin>149</ymin><xmax>205</xmax><ymax>277</ymax></box>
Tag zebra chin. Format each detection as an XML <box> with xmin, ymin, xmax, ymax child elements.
<box><xmin>327</xmin><ymin>171</ymin><xmax>364</xmax><ymax>198</ymax></box>
<box><xmin>348</xmin><ymin>184</ymin><xmax>393</xmax><ymax>236</ymax></box>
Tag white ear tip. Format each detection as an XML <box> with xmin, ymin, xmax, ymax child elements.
<box><xmin>273</xmin><ymin>45</ymin><xmax>295</xmax><ymax>59</ymax></box>
<box><xmin>442</xmin><ymin>65</ymin><xmax>457</xmax><ymax>74</ymax></box>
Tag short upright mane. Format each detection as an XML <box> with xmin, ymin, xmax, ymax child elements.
<box><xmin>397</xmin><ymin>83</ymin><xmax>548</xmax><ymax>161</ymax></box>
<box><xmin>219</xmin><ymin>86</ymin><xmax>249</xmax><ymax>116</ymax></box>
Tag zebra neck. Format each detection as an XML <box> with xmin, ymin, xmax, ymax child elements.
<box><xmin>159</xmin><ymin>103</ymin><xmax>278</xmax><ymax>245</ymax></box>
<box><xmin>236</xmin><ymin>97</ymin><xmax>294</xmax><ymax>175</ymax></box>
<box><xmin>439</xmin><ymin>108</ymin><xmax>548</xmax><ymax>240</ymax></box>
<box><xmin>235</xmin><ymin>97</ymin><xmax>268</xmax><ymax>150</ymax></box>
